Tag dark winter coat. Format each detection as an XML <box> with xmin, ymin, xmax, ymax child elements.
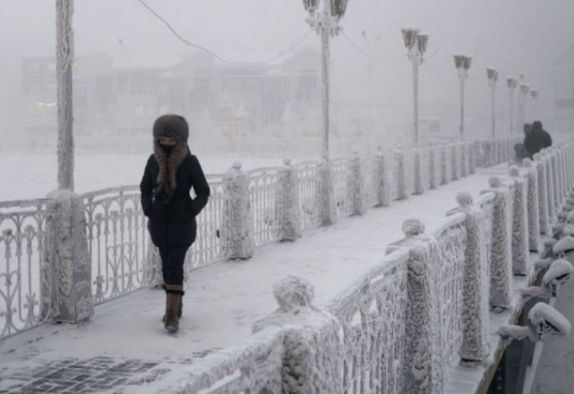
<box><xmin>140</xmin><ymin>147</ymin><xmax>210</xmax><ymax>248</ymax></box>
<box><xmin>524</xmin><ymin>121</ymin><xmax>552</xmax><ymax>158</ymax></box>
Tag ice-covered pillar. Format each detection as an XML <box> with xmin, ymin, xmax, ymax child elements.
<box><xmin>449</xmin><ymin>192</ymin><xmax>490</xmax><ymax>361</ymax></box>
<box><xmin>440</xmin><ymin>144</ymin><xmax>448</xmax><ymax>185</ymax></box>
<box><xmin>222</xmin><ymin>162</ymin><xmax>254</xmax><ymax>259</ymax></box>
<box><xmin>374</xmin><ymin>147</ymin><xmax>391</xmax><ymax>207</ymax></box>
<box><xmin>533</xmin><ymin>154</ymin><xmax>551</xmax><ymax>236</ymax></box>
<box><xmin>429</xmin><ymin>147</ymin><xmax>438</xmax><ymax>189</ymax></box>
<box><xmin>279</xmin><ymin>159</ymin><xmax>302</xmax><ymax>242</ymax></box>
<box><xmin>349</xmin><ymin>150</ymin><xmax>367</xmax><ymax>215</ymax></box>
<box><xmin>42</xmin><ymin>190</ymin><xmax>93</xmax><ymax>323</ymax></box>
<box><xmin>386</xmin><ymin>219</ymin><xmax>442</xmax><ymax>394</ymax></box>
<box><xmin>317</xmin><ymin>160</ymin><xmax>336</xmax><ymax>225</ymax></box>
<box><xmin>523</xmin><ymin>159</ymin><xmax>540</xmax><ymax>253</ymax></box>
<box><xmin>414</xmin><ymin>149</ymin><xmax>424</xmax><ymax>195</ymax></box>
<box><xmin>549</xmin><ymin>148</ymin><xmax>561</xmax><ymax>209</ymax></box>
<box><xmin>253</xmin><ymin>276</ymin><xmax>343</xmax><ymax>394</ymax></box>
<box><xmin>375</xmin><ymin>146</ymin><xmax>391</xmax><ymax>208</ymax></box>
<box><xmin>543</xmin><ymin>152</ymin><xmax>556</xmax><ymax>221</ymax></box>
<box><xmin>484</xmin><ymin>176</ymin><xmax>514</xmax><ymax>309</ymax></box>
<box><xmin>395</xmin><ymin>149</ymin><xmax>408</xmax><ymax>200</ymax></box>
<box><xmin>468</xmin><ymin>142</ymin><xmax>476</xmax><ymax>174</ymax></box>
<box><xmin>452</xmin><ymin>144</ymin><xmax>460</xmax><ymax>180</ymax></box>
<box><xmin>508</xmin><ymin>166</ymin><xmax>529</xmax><ymax>275</ymax></box>
<box><xmin>460</xmin><ymin>143</ymin><xmax>468</xmax><ymax>177</ymax></box>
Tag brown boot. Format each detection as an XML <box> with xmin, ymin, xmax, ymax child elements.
<box><xmin>162</xmin><ymin>297</ymin><xmax>183</xmax><ymax>322</ymax></box>
<box><xmin>164</xmin><ymin>293</ymin><xmax>181</xmax><ymax>332</ymax></box>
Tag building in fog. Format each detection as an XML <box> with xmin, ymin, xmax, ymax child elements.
<box><xmin>17</xmin><ymin>48</ymin><xmax>321</xmax><ymax>138</ymax></box>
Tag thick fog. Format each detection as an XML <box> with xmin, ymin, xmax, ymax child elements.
<box><xmin>0</xmin><ymin>0</ymin><xmax>573</xmax><ymax>161</ymax></box>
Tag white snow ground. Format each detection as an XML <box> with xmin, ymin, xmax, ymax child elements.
<box><xmin>0</xmin><ymin>162</ymin><xmax>519</xmax><ymax>393</ymax></box>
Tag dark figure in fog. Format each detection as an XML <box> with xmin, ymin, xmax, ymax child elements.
<box><xmin>140</xmin><ymin>114</ymin><xmax>210</xmax><ymax>333</ymax></box>
<box><xmin>524</xmin><ymin>120</ymin><xmax>552</xmax><ymax>158</ymax></box>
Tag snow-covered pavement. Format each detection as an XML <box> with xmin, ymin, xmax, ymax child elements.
<box><xmin>0</xmin><ymin>163</ymin><xmax>513</xmax><ymax>393</ymax></box>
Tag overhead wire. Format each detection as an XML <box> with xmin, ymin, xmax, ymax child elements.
<box><xmin>136</xmin><ymin>0</ymin><xmax>313</xmax><ymax>64</ymax></box>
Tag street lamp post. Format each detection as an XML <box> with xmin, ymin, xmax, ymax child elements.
<box><xmin>530</xmin><ymin>89</ymin><xmax>539</xmax><ymax>120</ymax></box>
<box><xmin>507</xmin><ymin>76</ymin><xmax>518</xmax><ymax>135</ymax></box>
<box><xmin>301</xmin><ymin>0</ymin><xmax>349</xmax><ymax>162</ymax></box>
<box><xmin>519</xmin><ymin>82</ymin><xmax>530</xmax><ymax>134</ymax></box>
<box><xmin>454</xmin><ymin>54</ymin><xmax>472</xmax><ymax>140</ymax></box>
<box><xmin>486</xmin><ymin>68</ymin><xmax>499</xmax><ymax>139</ymax></box>
<box><xmin>401</xmin><ymin>28</ymin><xmax>429</xmax><ymax>147</ymax></box>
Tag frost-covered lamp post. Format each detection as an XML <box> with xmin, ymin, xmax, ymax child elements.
<box><xmin>301</xmin><ymin>0</ymin><xmax>349</xmax><ymax>226</ymax></box>
<box><xmin>56</xmin><ymin>0</ymin><xmax>75</xmax><ymax>190</ymax></box>
<box><xmin>401</xmin><ymin>27</ymin><xmax>429</xmax><ymax>147</ymax></box>
<box><xmin>530</xmin><ymin>89</ymin><xmax>539</xmax><ymax>121</ymax></box>
<box><xmin>301</xmin><ymin>0</ymin><xmax>349</xmax><ymax>161</ymax></box>
<box><xmin>507</xmin><ymin>76</ymin><xmax>518</xmax><ymax>135</ymax></box>
<box><xmin>519</xmin><ymin>82</ymin><xmax>531</xmax><ymax>134</ymax></box>
<box><xmin>486</xmin><ymin>68</ymin><xmax>498</xmax><ymax>139</ymax></box>
<box><xmin>454</xmin><ymin>54</ymin><xmax>472</xmax><ymax>140</ymax></box>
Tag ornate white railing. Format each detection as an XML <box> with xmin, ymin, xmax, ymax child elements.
<box><xmin>138</xmin><ymin>139</ymin><xmax>574</xmax><ymax>394</ymax></box>
<box><xmin>82</xmin><ymin>187</ymin><xmax>147</xmax><ymax>305</ymax></box>
<box><xmin>0</xmin><ymin>199</ymin><xmax>51</xmax><ymax>339</ymax></box>
<box><xmin>0</xmin><ymin>136</ymin><xmax>522</xmax><ymax>341</ymax></box>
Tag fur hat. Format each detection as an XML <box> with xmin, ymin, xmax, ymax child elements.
<box><xmin>153</xmin><ymin>114</ymin><xmax>189</xmax><ymax>143</ymax></box>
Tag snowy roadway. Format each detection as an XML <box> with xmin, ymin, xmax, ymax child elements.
<box><xmin>0</xmin><ymin>163</ymin><xmax>525</xmax><ymax>393</ymax></box>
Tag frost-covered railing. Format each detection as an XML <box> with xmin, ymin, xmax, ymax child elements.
<box><xmin>0</xmin><ymin>199</ymin><xmax>51</xmax><ymax>339</ymax></box>
<box><xmin>143</xmin><ymin>140</ymin><xmax>574</xmax><ymax>394</ymax></box>
<box><xmin>82</xmin><ymin>186</ymin><xmax>147</xmax><ymax>305</ymax></box>
<box><xmin>327</xmin><ymin>249</ymin><xmax>409</xmax><ymax>394</ymax></box>
<box><xmin>0</xmin><ymin>135</ymin><xmax>529</xmax><ymax>341</ymax></box>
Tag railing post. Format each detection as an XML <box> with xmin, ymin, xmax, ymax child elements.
<box><xmin>543</xmin><ymin>151</ymin><xmax>556</xmax><ymax>222</ymax></box>
<box><xmin>460</xmin><ymin>143</ymin><xmax>468</xmax><ymax>177</ymax></box>
<box><xmin>508</xmin><ymin>166</ymin><xmax>529</xmax><ymax>275</ymax></box>
<box><xmin>279</xmin><ymin>159</ymin><xmax>302</xmax><ymax>242</ymax></box>
<box><xmin>451</xmin><ymin>144</ymin><xmax>459</xmax><ymax>181</ymax></box>
<box><xmin>318</xmin><ymin>160</ymin><xmax>336</xmax><ymax>225</ymax></box>
<box><xmin>222</xmin><ymin>162</ymin><xmax>254</xmax><ymax>259</ymax></box>
<box><xmin>429</xmin><ymin>147</ymin><xmax>438</xmax><ymax>190</ymax></box>
<box><xmin>441</xmin><ymin>143</ymin><xmax>448</xmax><ymax>185</ymax></box>
<box><xmin>42</xmin><ymin>190</ymin><xmax>94</xmax><ymax>323</ymax></box>
<box><xmin>374</xmin><ymin>147</ymin><xmax>391</xmax><ymax>207</ymax></box>
<box><xmin>253</xmin><ymin>276</ymin><xmax>344</xmax><ymax>394</ymax></box>
<box><xmin>533</xmin><ymin>153</ymin><xmax>551</xmax><ymax>236</ymax></box>
<box><xmin>450</xmin><ymin>192</ymin><xmax>490</xmax><ymax>362</ymax></box>
<box><xmin>484</xmin><ymin>177</ymin><xmax>513</xmax><ymax>310</ymax></box>
<box><xmin>414</xmin><ymin>149</ymin><xmax>424</xmax><ymax>195</ymax></box>
<box><xmin>523</xmin><ymin>159</ymin><xmax>541</xmax><ymax>253</ymax></box>
<box><xmin>468</xmin><ymin>142</ymin><xmax>476</xmax><ymax>174</ymax></box>
<box><xmin>395</xmin><ymin>149</ymin><xmax>408</xmax><ymax>200</ymax></box>
<box><xmin>349</xmin><ymin>150</ymin><xmax>368</xmax><ymax>215</ymax></box>
<box><xmin>386</xmin><ymin>219</ymin><xmax>443</xmax><ymax>394</ymax></box>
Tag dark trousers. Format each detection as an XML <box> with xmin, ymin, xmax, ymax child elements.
<box><xmin>148</xmin><ymin>219</ymin><xmax>196</xmax><ymax>289</ymax></box>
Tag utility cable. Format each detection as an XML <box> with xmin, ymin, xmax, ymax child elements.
<box><xmin>137</xmin><ymin>0</ymin><xmax>312</xmax><ymax>64</ymax></box>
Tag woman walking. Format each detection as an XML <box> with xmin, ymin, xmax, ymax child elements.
<box><xmin>140</xmin><ymin>114</ymin><xmax>210</xmax><ymax>332</ymax></box>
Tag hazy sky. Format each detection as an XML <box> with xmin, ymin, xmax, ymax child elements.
<box><xmin>1</xmin><ymin>0</ymin><xmax>573</xmax><ymax>130</ymax></box>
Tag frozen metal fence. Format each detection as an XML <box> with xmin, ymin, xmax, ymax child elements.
<box><xmin>0</xmin><ymin>199</ymin><xmax>51</xmax><ymax>339</ymax></box>
<box><xmin>295</xmin><ymin>161</ymin><xmax>322</xmax><ymax>231</ymax></box>
<box><xmin>327</xmin><ymin>249</ymin><xmax>409</xmax><ymax>394</ymax></box>
<box><xmin>82</xmin><ymin>187</ymin><xmax>147</xmax><ymax>305</ymax></box>
<box><xmin>248</xmin><ymin>168</ymin><xmax>283</xmax><ymax>247</ymax></box>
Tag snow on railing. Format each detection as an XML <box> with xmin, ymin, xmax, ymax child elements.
<box><xmin>82</xmin><ymin>186</ymin><xmax>147</xmax><ymax>304</ymax></box>
<box><xmin>0</xmin><ymin>199</ymin><xmax>51</xmax><ymax>339</ymax></box>
<box><xmin>327</xmin><ymin>249</ymin><xmax>409</xmax><ymax>394</ymax></box>
<box><xmin>143</xmin><ymin>140</ymin><xmax>574</xmax><ymax>394</ymax></box>
<box><xmin>295</xmin><ymin>161</ymin><xmax>322</xmax><ymax>231</ymax></box>
<box><xmin>0</xmin><ymin>135</ymin><xmax>526</xmax><ymax>342</ymax></box>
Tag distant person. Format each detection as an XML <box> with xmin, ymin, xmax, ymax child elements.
<box><xmin>524</xmin><ymin>120</ymin><xmax>552</xmax><ymax>158</ymax></box>
<box><xmin>512</xmin><ymin>123</ymin><xmax>532</xmax><ymax>163</ymax></box>
<box><xmin>140</xmin><ymin>114</ymin><xmax>210</xmax><ymax>333</ymax></box>
<box><xmin>523</xmin><ymin>123</ymin><xmax>532</xmax><ymax>137</ymax></box>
